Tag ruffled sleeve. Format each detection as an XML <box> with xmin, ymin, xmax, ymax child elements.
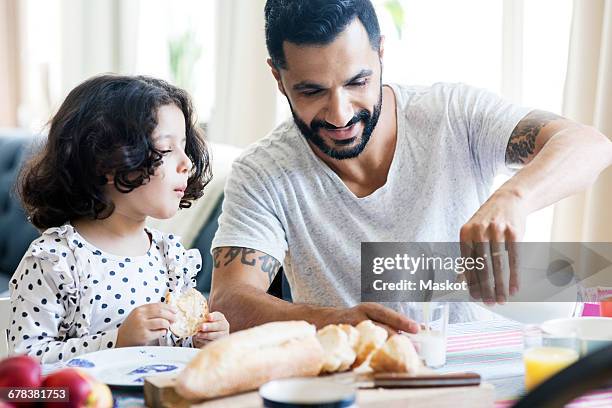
<box><xmin>156</xmin><ymin>231</ymin><xmax>202</xmax><ymax>296</ymax></box>
<box><xmin>8</xmin><ymin>226</ymin><xmax>118</xmax><ymax>363</ymax></box>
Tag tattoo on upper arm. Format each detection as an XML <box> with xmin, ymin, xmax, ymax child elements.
<box><xmin>213</xmin><ymin>247</ymin><xmax>281</xmax><ymax>283</ymax></box>
<box><xmin>506</xmin><ymin>110</ymin><xmax>562</xmax><ymax>167</ymax></box>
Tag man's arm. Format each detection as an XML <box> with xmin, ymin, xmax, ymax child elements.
<box><xmin>209</xmin><ymin>246</ymin><xmax>419</xmax><ymax>333</ymax></box>
<box><xmin>460</xmin><ymin>110</ymin><xmax>612</xmax><ymax>302</ymax></box>
<box><xmin>502</xmin><ymin>110</ymin><xmax>611</xmax><ymax>214</ymax></box>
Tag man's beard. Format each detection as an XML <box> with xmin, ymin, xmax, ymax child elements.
<box><xmin>289</xmin><ymin>86</ymin><xmax>383</xmax><ymax>160</ymax></box>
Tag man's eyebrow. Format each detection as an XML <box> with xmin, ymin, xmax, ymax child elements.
<box><xmin>344</xmin><ymin>69</ymin><xmax>373</xmax><ymax>85</ymax></box>
<box><xmin>292</xmin><ymin>69</ymin><xmax>374</xmax><ymax>91</ymax></box>
<box><xmin>293</xmin><ymin>81</ymin><xmax>325</xmax><ymax>91</ymax></box>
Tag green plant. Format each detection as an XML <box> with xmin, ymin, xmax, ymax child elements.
<box><xmin>168</xmin><ymin>30</ymin><xmax>202</xmax><ymax>91</ymax></box>
<box><xmin>383</xmin><ymin>0</ymin><xmax>406</xmax><ymax>39</ymax></box>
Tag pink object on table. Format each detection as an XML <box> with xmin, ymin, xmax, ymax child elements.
<box><xmin>580</xmin><ymin>302</ymin><xmax>601</xmax><ymax>317</ymax></box>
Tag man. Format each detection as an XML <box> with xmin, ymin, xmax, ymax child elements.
<box><xmin>208</xmin><ymin>0</ymin><xmax>612</xmax><ymax>334</ymax></box>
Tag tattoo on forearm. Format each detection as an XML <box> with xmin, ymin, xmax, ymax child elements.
<box><xmin>214</xmin><ymin>247</ymin><xmax>281</xmax><ymax>282</ymax></box>
<box><xmin>505</xmin><ymin>110</ymin><xmax>562</xmax><ymax>167</ymax></box>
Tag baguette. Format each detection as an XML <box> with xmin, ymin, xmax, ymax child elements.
<box><xmin>175</xmin><ymin>321</ymin><xmax>324</xmax><ymax>400</ymax></box>
<box><xmin>353</xmin><ymin>320</ymin><xmax>388</xmax><ymax>368</ymax></box>
<box><xmin>338</xmin><ymin>324</ymin><xmax>359</xmax><ymax>349</ymax></box>
<box><xmin>317</xmin><ymin>324</ymin><xmax>357</xmax><ymax>373</ymax></box>
<box><xmin>370</xmin><ymin>334</ymin><xmax>423</xmax><ymax>373</ymax></box>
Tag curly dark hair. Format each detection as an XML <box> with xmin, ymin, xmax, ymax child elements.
<box><xmin>264</xmin><ymin>0</ymin><xmax>381</xmax><ymax>69</ymax></box>
<box><xmin>18</xmin><ymin>74</ymin><xmax>212</xmax><ymax>230</ymax></box>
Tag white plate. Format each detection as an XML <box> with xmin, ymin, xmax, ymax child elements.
<box><xmin>65</xmin><ymin>346</ymin><xmax>199</xmax><ymax>387</ymax></box>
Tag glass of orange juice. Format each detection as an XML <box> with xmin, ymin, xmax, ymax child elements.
<box><xmin>523</xmin><ymin>325</ymin><xmax>579</xmax><ymax>391</ymax></box>
<box><xmin>601</xmin><ymin>296</ymin><xmax>612</xmax><ymax>317</ymax></box>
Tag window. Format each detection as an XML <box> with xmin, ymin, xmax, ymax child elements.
<box><xmin>18</xmin><ymin>0</ymin><xmax>216</xmax><ymax>130</ymax></box>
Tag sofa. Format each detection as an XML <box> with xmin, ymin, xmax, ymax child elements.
<box><xmin>0</xmin><ymin>129</ymin><xmax>291</xmax><ymax>300</ymax></box>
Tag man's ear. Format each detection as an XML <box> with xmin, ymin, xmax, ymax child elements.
<box><xmin>378</xmin><ymin>35</ymin><xmax>385</xmax><ymax>61</ymax></box>
<box><xmin>267</xmin><ymin>58</ymin><xmax>286</xmax><ymax>96</ymax></box>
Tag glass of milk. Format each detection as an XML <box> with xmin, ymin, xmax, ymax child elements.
<box><xmin>407</xmin><ymin>302</ymin><xmax>449</xmax><ymax>368</ymax></box>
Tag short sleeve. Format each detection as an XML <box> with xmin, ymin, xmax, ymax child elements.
<box><xmin>211</xmin><ymin>160</ymin><xmax>288</xmax><ymax>266</ymax></box>
<box><xmin>448</xmin><ymin>83</ymin><xmax>532</xmax><ymax>183</ymax></box>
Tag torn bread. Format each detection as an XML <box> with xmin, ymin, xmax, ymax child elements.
<box><xmin>338</xmin><ymin>324</ymin><xmax>359</xmax><ymax>349</ymax></box>
<box><xmin>175</xmin><ymin>321</ymin><xmax>324</xmax><ymax>400</ymax></box>
<box><xmin>317</xmin><ymin>324</ymin><xmax>357</xmax><ymax>373</ymax></box>
<box><xmin>370</xmin><ymin>334</ymin><xmax>424</xmax><ymax>374</ymax></box>
<box><xmin>353</xmin><ymin>320</ymin><xmax>388</xmax><ymax>368</ymax></box>
<box><xmin>166</xmin><ymin>287</ymin><xmax>209</xmax><ymax>337</ymax></box>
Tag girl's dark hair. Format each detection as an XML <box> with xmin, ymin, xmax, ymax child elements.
<box><xmin>18</xmin><ymin>74</ymin><xmax>212</xmax><ymax>230</ymax></box>
<box><xmin>264</xmin><ymin>0</ymin><xmax>381</xmax><ymax>69</ymax></box>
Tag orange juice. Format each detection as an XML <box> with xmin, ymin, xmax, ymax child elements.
<box><xmin>523</xmin><ymin>346</ymin><xmax>579</xmax><ymax>390</ymax></box>
<box><xmin>601</xmin><ymin>297</ymin><xmax>612</xmax><ymax>317</ymax></box>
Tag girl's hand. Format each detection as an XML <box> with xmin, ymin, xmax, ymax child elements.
<box><xmin>193</xmin><ymin>311</ymin><xmax>230</xmax><ymax>348</ymax></box>
<box><xmin>116</xmin><ymin>303</ymin><xmax>177</xmax><ymax>347</ymax></box>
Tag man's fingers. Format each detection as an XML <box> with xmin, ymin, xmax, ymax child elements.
<box><xmin>460</xmin><ymin>241</ymin><xmax>480</xmax><ymax>301</ymax></box>
<box><xmin>475</xmin><ymin>241</ymin><xmax>495</xmax><ymax>304</ymax></box>
<box><xmin>362</xmin><ymin>303</ymin><xmax>419</xmax><ymax>334</ymax></box>
<box><xmin>506</xmin><ymin>233</ymin><xmax>520</xmax><ymax>296</ymax></box>
<box><xmin>489</xmin><ymin>229</ymin><xmax>508</xmax><ymax>304</ymax></box>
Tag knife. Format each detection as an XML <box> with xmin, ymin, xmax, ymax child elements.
<box><xmin>331</xmin><ymin>371</ymin><xmax>482</xmax><ymax>389</ymax></box>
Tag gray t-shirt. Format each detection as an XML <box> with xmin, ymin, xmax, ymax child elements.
<box><xmin>212</xmin><ymin>82</ymin><xmax>531</xmax><ymax>322</ymax></box>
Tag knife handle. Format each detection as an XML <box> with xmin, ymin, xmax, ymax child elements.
<box><xmin>372</xmin><ymin>372</ymin><xmax>481</xmax><ymax>388</ymax></box>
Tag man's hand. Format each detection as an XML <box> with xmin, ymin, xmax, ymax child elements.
<box><xmin>116</xmin><ymin>303</ymin><xmax>177</xmax><ymax>347</ymax></box>
<box><xmin>460</xmin><ymin>190</ymin><xmax>527</xmax><ymax>304</ymax></box>
<box><xmin>331</xmin><ymin>302</ymin><xmax>420</xmax><ymax>336</ymax></box>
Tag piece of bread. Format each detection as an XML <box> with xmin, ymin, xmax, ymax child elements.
<box><xmin>370</xmin><ymin>334</ymin><xmax>423</xmax><ymax>374</ymax></box>
<box><xmin>165</xmin><ymin>288</ymin><xmax>209</xmax><ymax>338</ymax></box>
<box><xmin>353</xmin><ymin>320</ymin><xmax>388</xmax><ymax>368</ymax></box>
<box><xmin>317</xmin><ymin>325</ymin><xmax>357</xmax><ymax>373</ymax></box>
<box><xmin>338</xmin><ymin>324</ymin><xmax>359</xmax><ymax>349</ymax></box>
<box><xmin>175</xmin><ymin>321</ymin><xmax>324</xmax><ymax>400</ymax></box>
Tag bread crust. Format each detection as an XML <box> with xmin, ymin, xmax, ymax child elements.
<box><xmin>352</xmin><ymin>320</ymin><xmax>388</xmax><ymax>368</ymax></box>
<box><xmin>370</xmin><ymin>334</ymin><xmax>423</xmax><ymax>373</ymax></box>
<box><xmin>175</xmin><ymin>321</ymin><xmax>324</xmax><ymax>400</ymax></box>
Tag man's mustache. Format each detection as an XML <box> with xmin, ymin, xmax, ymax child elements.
<box><xmin>310</xmin><ymin>109</ymin><xmax>371</xmax><ymax>131</ymax></box>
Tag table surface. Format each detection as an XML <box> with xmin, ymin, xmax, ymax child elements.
<box><xmin>44</xmin><ymin>318</ymin><xmax>612</xmax><ymax>408</ymax></box>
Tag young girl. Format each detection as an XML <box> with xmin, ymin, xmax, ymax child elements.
<box><xmin>8</xmin><ymin>75</ymin><xmax>229</xmax><ymax>363</ymax></box>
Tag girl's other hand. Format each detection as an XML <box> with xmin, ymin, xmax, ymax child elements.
<box><xmin>116</xmin><ymin>303</ymin><xmax>177</xmax><ymax>347</ymax></box>
<box><xmin>192</xmin><ymin>311</ymin><xmax>230</xmax><ymax>348</ymax></box>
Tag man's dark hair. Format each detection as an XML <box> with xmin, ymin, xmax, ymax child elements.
<box><xmin>264</xmin><ymin>0</ymin><xmax>381</xmax><ymax>69</ymax></box>
<box><xmin>18</xmin><ymin>74</ymin><xmax>212</xmax><ymax>229</ymax></box>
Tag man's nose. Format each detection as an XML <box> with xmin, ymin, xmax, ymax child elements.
<box><xmin>324</xmin><ymin>90</ymin><xmax>354</xmax><ymax>128</ymax></box>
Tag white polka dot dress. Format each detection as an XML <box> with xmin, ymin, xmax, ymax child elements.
<box><xmin>8</xmin><ymin>224</ymin><xmax>202</xmax><ymax>363</ymax></box>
